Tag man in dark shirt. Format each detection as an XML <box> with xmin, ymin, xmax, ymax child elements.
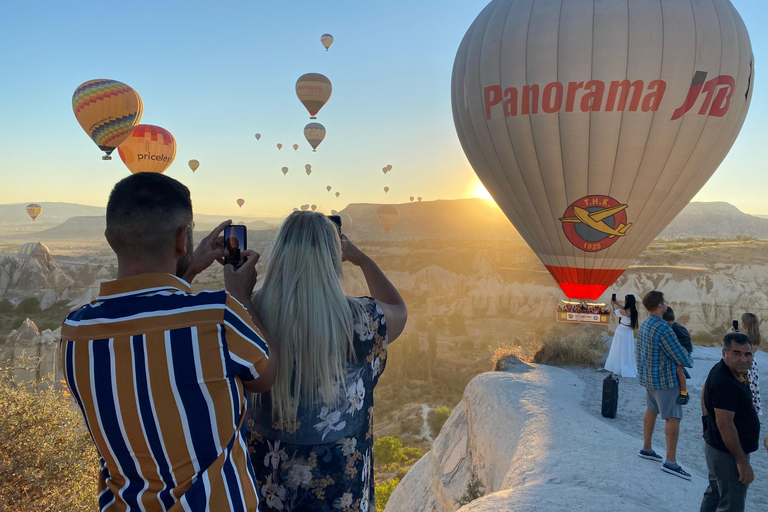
<box><xmin>700</xmin><ymin>333</ymin><xmax>760</xmax><ymax>512</ymax></box>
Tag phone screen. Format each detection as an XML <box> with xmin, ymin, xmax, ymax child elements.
<box><xmin>733</xmin><ymin>320</ymin><xmax>739</xmax><ymax>332</ymax></box>
<box><xmin>611</xmin><ymin>294</ymin><xmax>617</xmax><ymax>302</ymax></box>
<box><xmin>224</xmin><ymin>225</ymin><xmax>247</xmax><ymax>266</ymax></box>
<box><xmin>328</xmin><ymin>215</ymin><xmax>342</xmax><ymax>235</ymax></box>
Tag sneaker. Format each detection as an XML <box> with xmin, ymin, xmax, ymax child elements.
<box><xmin>639</xmin><ymin>449</ymin><xmax>663</xmax><ymax>462</ymax></box>
<box><xmin>662</xmin><ymin>462</ymin><xmax>692</xmax><ymax>480</ymax></box>
<box><xmin>677</xmin><ymin>392</ymin><xmax>690</xmax><ymax>405</ymax></box>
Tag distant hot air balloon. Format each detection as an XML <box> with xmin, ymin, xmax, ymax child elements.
<box><xmin>387</xmin><ymin>165</ymin><xmax>392</xmax><ymax>171</ymax></box>
<box><xmin>277</xmin><ymin>143</ymin><xmax>283</xmax><ymax>150</ymax></box>
<box><xmin>237</xmin><ymin>198</ymin><xmax>245</xmax><ymax>208</ymax></box>
<box><xmin>296</xmin><ymin>73</ymin><xmax>332</xmax><ymax>119</ymax></box>
<box><xmin>72</xmin><ymin>79</ymin><xmax>143</xmax><ymax>160</ymax></box>
<box><xmin>327</xmin><ymin>186</ymin><xmax>332</xmax><ymax>192</ymax></box>
<box><xmin>383</xmin><ymin>187</ymin><xmax>389</xmax><ymax>193</ymax></box>
<box><xmin>293</xmin><ymin>144</ymin><xmax>299</xmax><ymax>151</ymax></box>
<box><xmin>26</xmin><ymin>204</ymin><xmax>42</xmax><ymax>222</ymax></box>
<box><xmin>305</xmin><ymin>164</ymin><xmax>312</xmax><ymax>176</ymax></box>
<box><xmin>340</xmin><ymin>213</ymin><xmax>352</xmax><ymax>228</ymax></box>
<box><xmin>188</xmin><ymin>159</ymin><xmax>199</xmax><ymax>172</ymax></box>
<box><xmin>335</xmin><ymin>192</ymin><xmax>340</xmax><ymax>198</ymax></box>
<box><xmin>255</xmin><ymin>133</ymin><xmax>261</xmax><ymax>140</ymax></box>
<box><xmin>417</xmin><ymin>197</ymin><xmax>422</xmax><ymax>202</ymax></box>
<box><xmin>269</xmin><ymin>225</ymin><xmax>276</xmax><ymax>230</ymax></box>
<box><xmin>118</xmin><ymin>125</ymin><xmax>176</xmax><ymax>174</ymax></box>
<box><xmin>377</xmin><ymin>205</ymin><xmax>398</xmax><ymax>232</ymax></box>
<box><xmin>301</xmin><ymin>204</ymin><xmax>310</xmax><ymax>211</ymax></box>
<box><xmin>293</xmin><ymin>208</ymin><xmax>299</xmax><ymax>211</ymax></box>
<box><xmin>304</xmin><ymin>123</ymin><xmax>326</xmax><ymax>151</ymax></box>
<box><xmin>311</xmin><ymin>204</ymin><xmax>317</xmax><ymax>212</ymax></box>
<box><xmin>452</xmin><ymin>0</ymin><xmax>753</xmax><ymax>300</ymax></box>
<box><xmin>321</xmin><ymin>34</ymin><xmax>334</xmax><ymax>51</ymax></box>
<box><xmin>17</xmin><ymin>242</ymin><xmax>42</xmax><ymax>260</ymax></box>
<box><xmin>410</xmin><ymin>196</ymin><xmax>415</xmax><ymax>202</ymax></box>
<box><xmin>382</xmin><ymin>167</ymin><xmax>388</xmax><ymax>175</ymax></box>
<box><xmin>282</xmin><ymin>167</ymin><xmax>289</xmax><ymax>175</ymax></box>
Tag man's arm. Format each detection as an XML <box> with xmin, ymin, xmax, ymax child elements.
<box><xmin>714</xmin><ymin>408</ymin><xmax>754</xmax><ymax>484</ymax></box>
<box><xmin>659</xmin><ymin>326</ymin><xmax>693</xmax><ymax>367</ymax></box>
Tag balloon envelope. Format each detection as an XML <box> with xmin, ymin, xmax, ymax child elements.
<box><xmin>255</xmin><ymin>133</ymin><xmax>261</xmax><ymax>140</ymax></box>
<box><xmin>26</xmin><ymin>204</ymin><xmax>42</xmax><ymax>221</ymax></box>
<box><xmin>118</xmin><ymin>125</ymin><xmax>177</xmax><ymax>174</ymax></box>
<box><xmin>384</xmin><ymin>187</ymin><xmax>389</xmax><ymax>193</ymax></box>
<box><xmin>452</xmin><ymin>0</ymin><xmax>753</xmax><ymax>299</ymax></box>
<box><xmin>296</xmin><ymin>73</ymin><xmax>332</xmax><ymax>119</ymax></box>
<box><xmin>335</xmin><ymin>192</ymin><xmax>340</xmax><ymax>198</ymax></box>
<box><xmin>17</xmin><ymin>242</ymin><xmax>44</xmax><ymax>260</ymax></box>
<box><xmin>277</xmin><ymin>143</ymin><xmax>282</xmax><ymax>150</ymax></box>
<box><xmin>377</xmin><ymin>205</ymin><xmax>399</xmax><ymax>232</ymax></box>
<box><xmin>382</xmin><ymin>167</ymin><xmax>388</xmax><ymax>175</ymax></box>
<box><xmin>321</xmin><ymin>34</ymin><xmax>334</xmax><ymax>50</ymax></box>
<box><xmin>301</xmin><ymin>204</ymin><xmax>309</xmax><ymax>211</ymax></box>
<box><xmin>410</xmin><ymin>196</ymin><xmax>415</xmax><ymax>202</ymax></box>
<box><xmin>304</xmin><ymin>123</ymin><xmax>326</xmax><ymax>151</ymax></box>
<box><xmin>386</xmin><ymin>165</ymin><xmax>392</xmax><ymax>171</ymax></box>
<box><xmin>293</xmin><ymin>144</ymin><xmax>299</xmax><ymax>151</ymax></box>
<box><xmin>311</xmin><ymin>204</ymin><xmax>317</xmax><ymax>211</ymax></box>
<box><xmin>282</xmin><ymin>167</ymin><xmax>289</xmax><ymax>175</ymax></box>
<box><xmin>237</xmin><ymin>198</ymin><xmax>245</xmax><ymax>208</ymax></box>
<box><xmin>188</xmin><ymin>159</ymin><xmax>199</xmax><ymax>172</ymax></box>
<box><xmin>72</xmin><ymin>79</ymin><xmax>143</xmax><ymax>159</ymax></box>
<box><xmin>417</xmin><ymin>197</ymin><xmax>422</xmax><ymax>202</ymax></box>
<box><xmin>327</xmin><ymin>186</ymin><xmax>332</xmax><ymax>192</ymax></box>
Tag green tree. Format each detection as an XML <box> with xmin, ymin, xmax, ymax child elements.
<box><xmin>17</xmin><ymin>297</ymin><xmax>41</xmax><ymax>315</ymax></box>
<box><xmin>429</xmin><ymin>406</ymin><xmax>452</xmax><ymax>437</ymax></box>
<box><xmin>448</xmin><ymin>314</ymin><xmax>467</xmax><ymax>336</ymax></box>
<box><xmin>373</xmin><ymin>436</ymin><xmax>405</xmax><ymax>465</ymax></box>
<box><xmin>374</xmin><ymin>478</ymin><xmax>400</xmax><ymax>512</ymax></box>
<box><xmin>0</xmin><ymin>299</ymin><xmax>13</xmax><ymax>313</ymax></box>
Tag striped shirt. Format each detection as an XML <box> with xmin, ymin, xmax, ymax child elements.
<box><xmin>61</xmin><ymin>273</ymin><xmax>269</xmax><ymax>512</ymax></box>
<box><xmin>636</xmin><ymin>314</ymin><xmax>693</xmax><ymax>389</ymax></box>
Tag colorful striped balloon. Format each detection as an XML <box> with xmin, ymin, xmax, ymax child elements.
<box><xmin>72</xmin><ymin>79</ymin><xmax>143</xmax><ymax>160</ymax></box>
<box><xmin>17</xmin><ymin>242</ymin><xmax>44</xmax><ymax>260</ymax></box>
<box><xmin>26</xmin><ymin>204</ymin><xmax>42</xmax><ymax>221</ymax></box>
<box><xmin>117</xmin><ymin>125</ymin><xmax>177</xmax><ymax>174</ymax></box>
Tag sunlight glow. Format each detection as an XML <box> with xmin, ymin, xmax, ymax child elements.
<box><xmin>472</xmin><ymin>180</ymin><xmax>494</xmax><ymax>201</ymax></box>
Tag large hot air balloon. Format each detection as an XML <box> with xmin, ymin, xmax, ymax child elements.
<box><xmin>305</xmin><ymin>164</ymin><xmax>312</xmax><ymax>176</ymax></box>
<box><xmin>277</xmin><ymin>143</ymin><xmax>283</xmax><ymax>150</ymax></box>
<box><xmin>377</xmin><ymin>205</ymin><xmax>399</xmax><ymax>232</ymax></box>
<box><xmin>26</xmin><ymin>204</ymin><xmax>42</xmax><ymax>222</ymax></box>
<box><xmin>17</xmin><ymin>242</ymin><xmax>43</xmax><ymax>260</ymax></box>
<box><xmin>188</xmin><ymin>159</ymin><xmax>199</xmax><ymax>172</ymax></box>
<box><xmin>311</xmin><ymin>204</ymin><xmax>317</xmax><ymax>212</ymax></box>
<box><xmin>282</xmin><ymin>167</ymin><xmax>289</xmax><ymax>175</ymax></box>
<box><xmin>118</xmin><ymin>125</ymin><xmax>177</xmax><ymax>174</ymax></box>
<box><xmin>335</xmin><ymin>192</ymin><xmax>340</xmax><ymax>198</ymax></box>
<box><xmin>72</xmin><ymin>79</ymin><xmax>143</xmax><ymax>160</ymax></box>
<box><xmin>452</xmin><ymin>0</ymin><xmax>753</xmax><ymax>300</ymax></box>
<box><xmin>255</xmin><ymin>133</ymin><xmax>262</xmax><ymax>140</ymax></box>
<box><xmin>296</xmin><ymin>73</ymin><xmax>332</xmax><ymax>119</ymax></box>
<box><xmin>304</xmin><ymin>123</ymin><xmax>326</xmax><ymax>151</ymax></box>
<box><xmin>383</xmin><ymin>187</ymin><xmax>389</xmax><ymax>194</ymax></box>
<box><xmin>327</xmin><ymin>186</ymin><xmax>332</xmax><ymax>192</ymax></box>
<box><xmin>237</xmin><ymin>198</ymin><xmax>245</xmax><ymax>208</ymax></box>
<box><xmin>321</xmin><ymin>34</ymin><xmax>334</xmax><ymax>51</ymax></box>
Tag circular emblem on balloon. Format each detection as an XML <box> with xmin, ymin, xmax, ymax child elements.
<box><xmin>118</xmin><ymin>125</ymin><xmax>176</xmax><ymax>174</ymax></box>
<box><xmin>560</xmin><ymin>196</ymin><xmax>631</xmax><ymax>253</ymax></box>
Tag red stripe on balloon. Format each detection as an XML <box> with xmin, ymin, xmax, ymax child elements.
<box><xmin>544</xmin><ymin>265</ymin><xmax>626</xmax><ymax>300</ymax></box>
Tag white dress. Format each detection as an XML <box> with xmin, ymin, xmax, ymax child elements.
<box><xmin>604</xmin><ymin>309</ymin><xmax>637</xmax><ymax>378</ymax></box>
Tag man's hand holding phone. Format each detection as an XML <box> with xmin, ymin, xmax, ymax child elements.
<box><xmin>182</xmin><ymin>220</ymin><xmax>231</xmax><ymax>284</ymax></box>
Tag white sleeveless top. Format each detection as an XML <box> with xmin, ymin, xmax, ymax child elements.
<box><xmin>615</xmin><ymin>309</ymin><xmax>632</xmax><ymax>327</ymax></box>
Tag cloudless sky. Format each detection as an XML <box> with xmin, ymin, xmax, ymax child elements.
<box><xmin>0</xmin><ymin>0</ymin><xmax>765</xmax><ymax>217</ymax></box>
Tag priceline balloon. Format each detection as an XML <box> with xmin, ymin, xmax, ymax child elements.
<box><xmin>451</xmin><ymin>0</ymin><xmax>753</xmax><ymax>300</ymax></box>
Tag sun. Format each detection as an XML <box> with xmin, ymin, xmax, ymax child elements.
<box><xmin>472</xmin><ymin>180</ymin><xmax>494</xmax><ymax>201</ymax></box>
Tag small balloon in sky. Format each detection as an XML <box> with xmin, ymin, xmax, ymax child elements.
<box><xmin>321</xmin><ymin>34</ymin><xmax>334</xmax><ymax>51</ymax></box>
<box><xmin>26</xmin><ymin>204</ymin><xmax>42</xmax><ymax>221</ymax></box>
<box><xmin>377</xmin><ymin>205</ymin><xmax>399</xmax><ymax>232</ymax></box>
<box><xmin>296</xmin><ymin>73</ymin><xmax>332</xmax><ymax>119</ymax></box>
<box><xmin>72</xmin><ymin>79</ymin><xmax>143</xmax><ymax>160</ymax></box>
<box><xmin>188</xmin><ymin>159</ymin><xmax>199</xmax><ymax>172</ymax></box>
<box><xmin>118</xmin><ymin>125</ymin><xmax>176</xmax><ymax>174</ymax></box>
<box><xmin>384</xmin><ymin>187</ymin><xmax>389</xmax><ymax>193</ymax></box>
<box><xmin>237</xmin><ymin>198</ymin><xmax>245</xmax><ymax>208</ymax></box>
<box><xmin>327</xmin><ymin>186</ymin><xmax>332</xmax><ymax>192</ymax></box>
<box><xmin>255</xmin><ymin>133</ymin><xmax>261</xmax><ymax>140</ymax></box>
<box><xmin>386</xmin><ymin>164</ymin><xmax>392</xmax><ymax>171</ymax></box>
<box><xmin>304</xmin><ymin>123</ymin><xmax>326</xmax><ymax>152</ymax></box>
<box><xmin>282</xmin><ymin>167</ymin><xmax>289</xmax><ymax>175</ymax></box>
<box><xmin>293</xmin><ymin>144</ymin><xmax>299</xmax><ymax>151</ymax></box>
<box><xmin>417</xmin><ymin>197</ymin><xmax>422</xmax><ymax>202</ymax></box>
<box><xmin>410</xmin><ymin>196</ymin><xmax>414</xmax><ymax>202</ymax></box>
<box><xmin>311</xmin><ymin>204</ymin><xmax>317</xmax><ymax>212</ymax></box>
<box><xmin>277</xmin><ymin>143</ymin><xmax>282</xmax><ymax>150</ymax></box>
<box><xmin>335</xmin><ymin>192</ymin><xmax>340</xmax><ymax>198</ymax></box>
<box><xmin>301</xmin><ymin>204</ymin><xmax>309</xmax><ymax>211</ymax></box>
<box><xmin>382</xmin><ymin>167</ymin><xmax>388</xmax><ymax>175</ymax></box>
<box><xmin>305</xmin><ymin>164</ymin><xmax>312</xmax><ymax>176</ymax></box>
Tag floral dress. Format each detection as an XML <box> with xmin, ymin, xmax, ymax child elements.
<box><xmin>748</xmin><ymin>359</ymin><xmax>761</xmax><ymax>415</ymax></box>
<box><xmin>245</xmin><ymin>297</ymin><xmax>388</xmax><ymax>512</ymax></box>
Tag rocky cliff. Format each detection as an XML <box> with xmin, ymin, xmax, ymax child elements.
<box><xmin>0</xmin><ymin>318</ymin><xmax>62</xmax><ymax>384</ymax></box>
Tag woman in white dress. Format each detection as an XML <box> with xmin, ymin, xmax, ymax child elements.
<box><xmin>605</xmin><ymin>294</ymin><xmax>638</xmax><ymax>377</ymax></box>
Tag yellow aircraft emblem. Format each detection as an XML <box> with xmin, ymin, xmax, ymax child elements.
<box><xmin>560</xmin><ymin>204</ymin><xmax>632</xmax><ymax>239</ymax></box>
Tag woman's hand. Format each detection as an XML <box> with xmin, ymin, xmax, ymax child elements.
<box><xmin>224</xmin><ymin>249</ymin><xmax>260</xmax><ymax>305</ymax></box>
<box><xmin>341</xmin><ymin>235</ymin><xmax>369</xmax><ymax>266</ymax></box>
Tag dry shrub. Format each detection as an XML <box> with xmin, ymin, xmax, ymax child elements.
<box><xmin>531</xmin><ymin>326</ymin><xmax>605</xmax><ymax>367</ymax></box>
<box><xmin>0</xmin><ymin>358</ymin><xmax>98</xmax><ymax>512</ymax></box>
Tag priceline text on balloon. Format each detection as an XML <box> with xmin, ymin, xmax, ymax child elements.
<box><xmin>137</xmin><ymin>154</ymin><xmax>172</xmax><ymax>162</ymax></box>
<box><xmin>483</xmin><ymin>72</ymin><xmax>736</xmax><ymax>121</ymax></box>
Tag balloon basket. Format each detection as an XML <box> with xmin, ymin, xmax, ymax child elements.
<box><xmin>102</xmin><ymin>155</ymin><xmax>112</xmax><ymax>161</ymax></box>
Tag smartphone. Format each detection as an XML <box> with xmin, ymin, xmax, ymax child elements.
<box><xmin>224</xmin><ymin>225</ymin><xmax>247</xmax><ymax>267</ymax></box>
<box><xmin>611</xmin><ymin>293</ymin><xmax>617</xmax><ymax>302</ymax></box>
<box><xmin>328</xmin><ymin>214</ymin><xmax>342</xmax><ymax>235</ymax></box>
<box><xmin>733</xmin><ymin>320</ymin><xmax>739</xmax><ymax>332</ymax></box>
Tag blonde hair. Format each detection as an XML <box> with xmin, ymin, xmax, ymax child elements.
<box><xmin>741</xmin><ymin>312</ymin><xmax>761</xmax><ymax>349</ymax></box>
<box><xmin>252</xmin><ymin>211</ymin><xmax>364</xmax><ymax>426</ymax></box>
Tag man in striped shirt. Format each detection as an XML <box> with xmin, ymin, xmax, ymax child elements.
<box><xmin>61</xmin><ymin>173</ymin><xmax>277</xmax><ymax>511</ymax></box>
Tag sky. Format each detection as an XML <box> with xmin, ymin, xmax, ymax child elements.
<box><xmin>0</xmin><ymin>0</ymin><xmax>765</xmax><ymax>217</ymax></box>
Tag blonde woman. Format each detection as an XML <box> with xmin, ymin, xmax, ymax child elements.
<box><xmin>740</xmin><ymin>312</ymin><xmax>761</xmax><ymax>415</ymax></box>
<box><xmin>245</xmin><ymin>211</ymin><xmax>407</xmax><ymax>512</ymax></box>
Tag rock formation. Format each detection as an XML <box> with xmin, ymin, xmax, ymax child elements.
<box><xmin>1</xmin><ymin>318</ymin><xmax>62</xmax><ymax>385</ymax></box>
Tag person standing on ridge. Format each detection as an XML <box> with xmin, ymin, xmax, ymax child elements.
<box><xmin>635</xmin><ymin>291</ymin><xmax>693</xmax><ymax>480</ymax></box>
<box><xmin>604</xmin><ymin>294</ymin><xmax>638</xmax><ymax>378</ymax></box>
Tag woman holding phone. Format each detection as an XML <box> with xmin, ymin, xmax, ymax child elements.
<box><xmin>604</xmin><ymin>294</ymin><xmax>638</xmax><ymax>378</ymax></box>
<box><xmin>244</xmin><ymin>211</ymin><xmax>407</xmax><ymax>511</ymax></box>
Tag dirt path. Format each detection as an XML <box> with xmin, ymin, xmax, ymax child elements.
<box><xmin>419</xmin><ymin>403</ymin><xmax>433</xmax><ymax>442</ymax></box>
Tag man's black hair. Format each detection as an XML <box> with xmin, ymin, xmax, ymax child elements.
<box><xmin>662</xmin><ymin>306</ymin><xmax>675</xmax><ymax>322</ymax></box>
<box><xmin>106</xmin><ymin>173</ymin><xmax>192</xmax><ymax>256</ymax></box>
<box><xmin>723</xmin><ymin>332</ymin><xmax>752</xmax><ymax>350</ymax></box>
